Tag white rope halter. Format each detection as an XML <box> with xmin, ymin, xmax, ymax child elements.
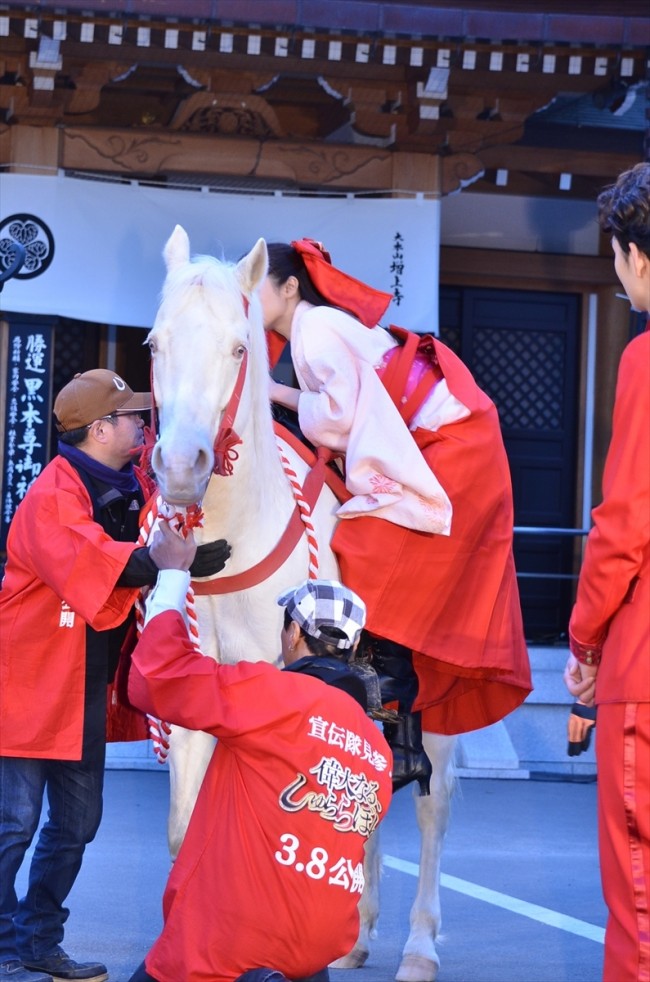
<box><xmin>137</xmin><ymin>445</ymin><xmax>321</xmax><ymax>764</ymax></box>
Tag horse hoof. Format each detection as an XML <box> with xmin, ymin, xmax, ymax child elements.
<box><xmin>395</xmin><ymin>954</ymin><xmax>439</xmax><ymax>982</ymax></box>
<box><xmin>330</xmin><ymin>945</ymin><xmax>370</xmax><ymax>969</ymax></box>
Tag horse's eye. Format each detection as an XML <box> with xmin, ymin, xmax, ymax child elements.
<box><xmin>148</xmin><ymin>338</ymin><xmax>157</xmax><ymax>354</ymax></box>
<box><xmin>235</xmin><ymin>344</ymin><xmax>246</xmax><ymax>359</ymax></box>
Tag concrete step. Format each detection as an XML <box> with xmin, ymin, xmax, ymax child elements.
<box><xmin>455</xmin><ymin>720</ymin><xmax>530</xmax><ymax>779</ymax></box>
<box><xmin>106</xmin><ymin>645</ymin><xmax>597</xmax><ymax>778</ymax></box>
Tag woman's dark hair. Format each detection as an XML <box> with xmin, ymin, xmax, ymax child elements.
<box><xmin>283</xmin><ymin>607</ymin><xmax>350</xmax><ymax>659</ymax></box>
<box><xmin>597</xmin><ymin>162</ymin><xmax>650</xmax><ymax>258</ymax></box>
<box><xmin>266</xmin><ymin>242</ymin><xmax>332</xmax><ymax>308</ymax></box>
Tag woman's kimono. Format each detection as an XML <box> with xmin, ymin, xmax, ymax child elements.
<box><xmin>273</xmin><ymin>302</ymin><xmax>532</xmax><ymax>735</ymax></box>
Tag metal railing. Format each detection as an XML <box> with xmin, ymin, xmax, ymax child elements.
<box><xmin>513</xmin><ymin>526</ymin><xmax>590</xmax><ymax>581</ymax></box>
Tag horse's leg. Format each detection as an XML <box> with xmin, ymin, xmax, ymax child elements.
<box><xmin>167</xmin><ymin>726</ymin><xmax>216</xmax><ymax>860</ymax></box>
<box><xmin>396</xmin><ymin>732</ymin><xmax>457</xmax><ymax>982</ymax></box>
<box><xmin>330</xmin><ymin>828</ymin><xmax>381</xmax><ymax>969</ymax></box>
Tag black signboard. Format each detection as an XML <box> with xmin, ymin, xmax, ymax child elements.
<box><xmin>1</xmin><ymin>317</ymin><xmax>54</xmax><ymax>551</ymax></box>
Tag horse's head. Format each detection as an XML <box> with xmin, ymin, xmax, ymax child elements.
<box><xmin>148</xmin><ymin>225</ymin><xmax>268</xmax><ymax>506</ymax></box>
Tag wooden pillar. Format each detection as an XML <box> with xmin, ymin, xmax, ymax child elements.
<box><xmin>0</xmin><ymin>124</ymin><xmax>60</xmax><ymax>174</ymax></box>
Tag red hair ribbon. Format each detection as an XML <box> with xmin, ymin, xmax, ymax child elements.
<box><xmin>291</xmin><ymin>238</ymin><xmax>393</xmax><ymax>328</ymax></box>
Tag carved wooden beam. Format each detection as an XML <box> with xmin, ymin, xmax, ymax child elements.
<box><xmin>65</xmin><ymin>61</ymin><xmax>132</xmax><ymax>115</ymax></box>
<box><xmin>170</xmin><ymin>92</ymin><xmax>284</xmax><ymax>138</ymax></box>
<box><xmin>441</xmin><ymin>152</ymin><xmax>485</xmax><ymax>194</ymax></box>
<box><xmin>60</xmin><ymin>126</ymin><xmax>398</xmax><ymax>188</ymax></box>
<box><xmin>57</xmin><ymin>124</ymin><xmax>481</xmax><ymax>196</ymax></box>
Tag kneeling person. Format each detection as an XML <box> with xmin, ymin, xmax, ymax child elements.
<box><xmin>127</xmin><ymin>522</ymin><xmax>392</xmax><ymax>982</ymax></box>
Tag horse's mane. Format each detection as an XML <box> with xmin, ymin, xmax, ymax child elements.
<box><xmin>160</xmin><ymin>252</ymin><xmax>236</xmax><ymax>305</ymax></box>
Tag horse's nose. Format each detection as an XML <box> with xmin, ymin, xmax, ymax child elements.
<box><xmin>150</xmin><ymin>440</ymin><xmax>214</xmax><ymax>503</ymax></box>
<box><xmin>193</xmin><ymin>445</ymin><xmax>213</xmax><ymax>478</ymax></box>
<box><xmin>151</xmin><ymin>441</ymin><xmax>213</xmax><ymax>476</ymax></box>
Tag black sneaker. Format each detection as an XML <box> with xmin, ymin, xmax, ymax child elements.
<box><xmin>21</xmin><ymin>952</ymin><xmax>107</xmax><ymax>982</ymax></box>
<box><xmin>0</xmin><ymin>962</ymin><xmax>53</xmax><ymax>982</ymax></box>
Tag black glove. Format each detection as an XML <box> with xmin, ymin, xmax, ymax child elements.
<box><xmin>189</xmin><ymin>539</ymin><xmax>231</xmax><ymax>578</ymax></box>
<box><xmin>567</xmin><ymin>703</ymin><xmax>597</xmax><ymax>757</ymax></box>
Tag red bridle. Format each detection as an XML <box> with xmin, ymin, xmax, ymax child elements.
<box><xmin>138</xmin><ymin>293</ymin><xmax>251</xmax><ymax>481</ymax></box>
<box><xmin>212</xmin><ymin>292</ymin><xmax>249</xmax><ymax>476</ymax></box>
<box><xmin>211</xmin><ymin>347</ymin><xmax>247</xmax><ymax>477</ymax></box>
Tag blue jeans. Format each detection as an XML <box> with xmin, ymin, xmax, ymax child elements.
<box><xmin>0</xmin><ymin>752</ymin><xmax>105</xmax><ymax>963</ymax></box>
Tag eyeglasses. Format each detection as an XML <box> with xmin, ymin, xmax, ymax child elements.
<box><xmin>88</xmin><ymin>410</ymin><xmax>145</xmax><ymax>427</ymax></box>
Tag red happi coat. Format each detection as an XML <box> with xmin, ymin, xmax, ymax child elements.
<box><xmin>128</xmin><ymin>610</ymin><xmax>393</xmax><ymax>982</ymax></box>
<box><xmin>0</xmin><ymin>456</ymin><xmax>144</xmax><ymax>758</ymax></box>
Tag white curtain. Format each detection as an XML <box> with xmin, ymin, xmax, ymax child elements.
<box><xmin>0</xmin><ymin>173</ymin><xmax>441</xmax><ymax>333</ymax></box>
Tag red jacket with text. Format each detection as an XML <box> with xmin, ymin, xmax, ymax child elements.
<box><xmin>0</xmin><ymin>456</ymin><xmax>143</xmax><ymax>758</ymax></box>
<box><xmin>128</xmin><ymin>610</ymin><xmax>393</xmax><ymax>982</ymax></box>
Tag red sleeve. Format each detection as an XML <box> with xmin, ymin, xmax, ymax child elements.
<box><xmin>128</xmin><ymin>609</ymin><xmax>289</xmax><ymax>736</ymax></box>
<box><xmin>570</xmin><ymin>332</ymin><xmax>650</xmax><ymax>646</ymax></box>
<box><xmin>10</xmin><ymin>465</ymin><xmax>139</xmax><ymax>629</ymax></box>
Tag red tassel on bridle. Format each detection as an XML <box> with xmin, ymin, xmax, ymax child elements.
<box><xmin>212</xmin><ymin>426</ymin><xmax>243</xmax><ymax>476</ymax></box>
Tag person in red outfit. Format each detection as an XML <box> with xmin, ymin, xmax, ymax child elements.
<box><xmin>0</xmin><ymin>370</ymin><xmax>229</xmax><ymax>982</ymax></box>
<box><xmin>564</xmin><ymin>162</ymin><xmax>650</xmax><ymax>982</ymax></box>
<box><xmin>127</xmin><ymin>522</ymin><xmax>392</xmax><ymax>982</ymax></box>
<box><xmin>261</xmin><ymin>239</ymin><xmax>531</xmax><ymax>794</ymax></box>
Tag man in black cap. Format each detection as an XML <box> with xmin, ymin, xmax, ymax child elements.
<box><xmin>0</xmin><ymin>370</ymin><xmax>230</xmax><ymax>982</ymax></box>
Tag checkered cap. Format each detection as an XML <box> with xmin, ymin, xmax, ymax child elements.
<box><xmin>277</xmin><ymin>579</ymin><xmax>366</xmax><ymax>650</ymax></box>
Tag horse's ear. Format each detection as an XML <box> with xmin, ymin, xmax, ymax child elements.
<box><xmin>236</xmin><ymin>238</ymin><xmax>268</xmax><ymax>294</ymax></box>
<box><xmin>163</xmin><ymin>225</ymin><xmax>191</xmax><ymax>272</ymax></box>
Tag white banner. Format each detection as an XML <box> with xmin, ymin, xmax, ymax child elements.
<box><xmin>0</xmin><ymin>174</ymin><xmax>440</xmax><ymax>333</ymax></box>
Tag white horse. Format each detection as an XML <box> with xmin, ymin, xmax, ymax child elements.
<box><xmin>146</xmin><ymin>224</ymin><xmax>457</xmax><ymax>982</ymax></box>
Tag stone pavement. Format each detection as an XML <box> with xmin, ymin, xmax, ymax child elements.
<box><xmin>16</xmin><ymin>770</ymin><xmax>605</xmax><ymax>982</ymax></box>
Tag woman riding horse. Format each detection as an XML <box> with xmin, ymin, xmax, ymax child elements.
<box><xmin>261</xmin><ymin>238</ymin><xmax>532</xmax><ymax>787</ymax></box>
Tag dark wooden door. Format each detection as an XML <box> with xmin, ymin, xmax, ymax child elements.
<box><xmin>439</xmin><ymin>286</ymin><xmax>581</xmax><ymax>642</ymax></box>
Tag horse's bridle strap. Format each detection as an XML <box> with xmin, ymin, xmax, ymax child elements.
<box><xmin>191</xmin><ymin>436</ymin><xmax>330</xmax><ymax>595</ymax></box>
<box><xmin>273</xmin><ymin>423</ymin><xmax>350</xmax><ymax>504</ymax></box>
<box><xmin>212</xmin><ymin>349</ymin><xmax>248</xmax><ymax>476</ymax></box>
